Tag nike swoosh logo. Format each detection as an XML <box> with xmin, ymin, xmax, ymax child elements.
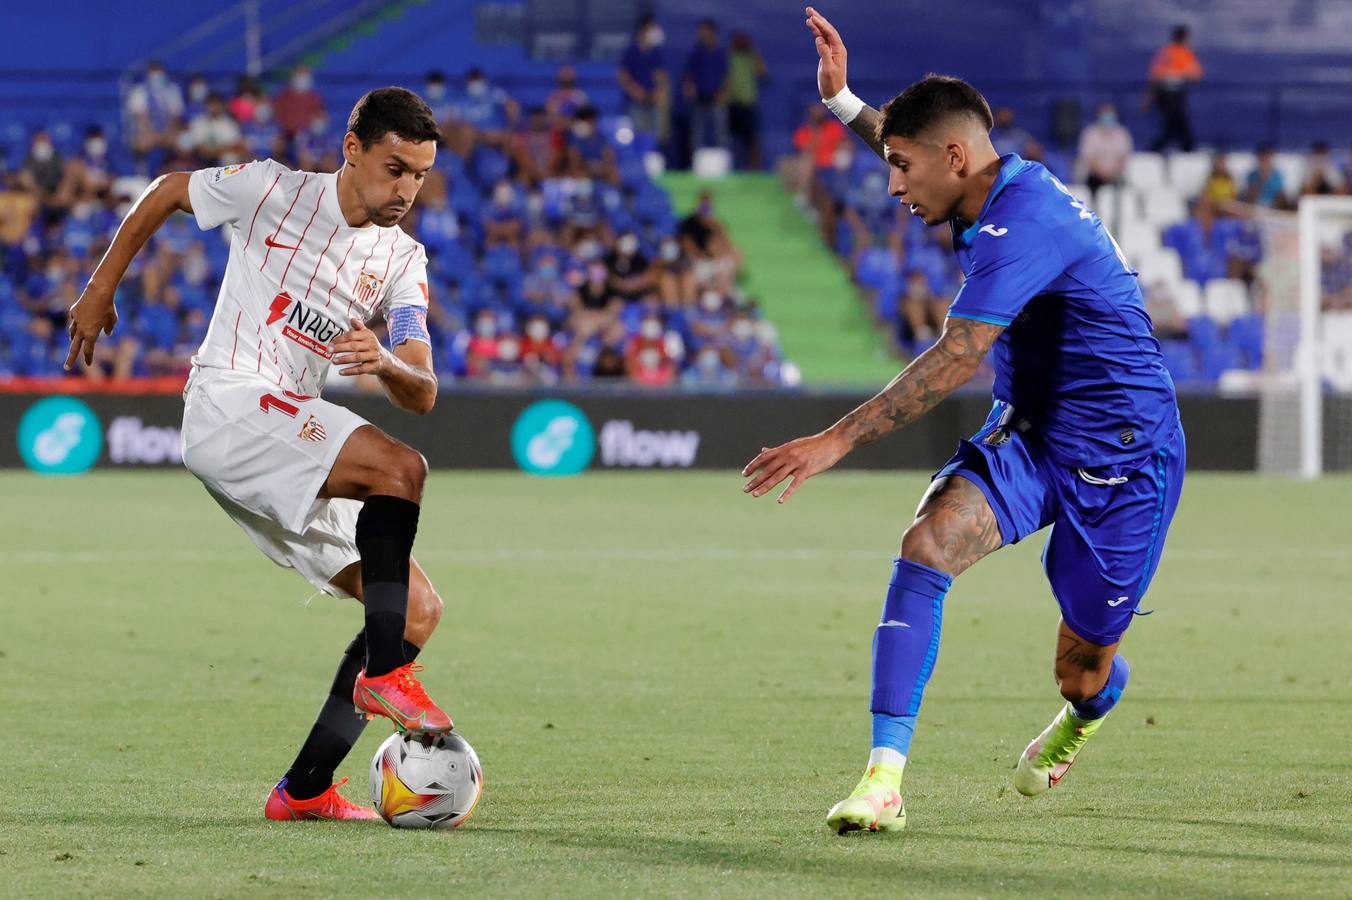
<box><xmin>264</xmin><ymin>234</ymin><xmax>297</xmax><ymax>250</ymax></box>
<box><xmin>1107</xmin><ymin>596</ymin><xmax>1130</xmax><ymax>607</ymax></box>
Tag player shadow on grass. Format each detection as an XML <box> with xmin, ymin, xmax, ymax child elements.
<box><xmin>1051</xmin><ymin>810</ymin><xmax>1346</xmax><ymax>848</ymax></box>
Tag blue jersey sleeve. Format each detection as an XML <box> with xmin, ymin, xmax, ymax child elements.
<box><xmin>948</xmin><ymin>224</ymin><xmax>1064</xmax><ymax>326</ymax></box>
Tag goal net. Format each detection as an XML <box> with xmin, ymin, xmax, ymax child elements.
<box><xmin>1254</xmin><ymin>195</ymin><xmax>1352</xmax><ymax>477</ymax></box>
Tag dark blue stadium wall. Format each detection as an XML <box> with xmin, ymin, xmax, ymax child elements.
<box><xmin>6</xmin><ymin>0</ymin><xmax>1352</xmax><ymax>151</ymax></box>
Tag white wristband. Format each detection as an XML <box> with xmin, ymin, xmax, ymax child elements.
<box><xmin>822</xmin><ymin>86</ymin><xmax>865</xmax><ymax>125</ymax></box>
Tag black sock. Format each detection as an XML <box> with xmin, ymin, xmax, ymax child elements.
<box><xmin>281</xmin><ymin>637</ymin><xmax>422</xmax><ymax>801</ymax></box>
<box><xmin>283</xmin><ymin>631</ymin><xmax>369</xmax><ymax>800</ymax></box>
<box><xmin>355</xmin><ymin>495</ymin><xmax>420</xmax><ymax>678</ymax></box>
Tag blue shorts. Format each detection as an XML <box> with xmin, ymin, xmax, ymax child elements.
<box><xmin>934</xmin><ymin>405</ymin><xmax>1186</xmax><ymax>646</ymax></box>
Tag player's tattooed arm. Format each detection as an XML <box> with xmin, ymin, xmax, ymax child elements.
<box><xmin>848</xmin><ymin>104</ymin><xmax>886</xmax><ymax>161</ymax></box>
<box><xmin>742</xmin><ymin>317</ymin><xmax>1001</xmax><ymax>504</ymax></box>
<box><xmin>832</xmin><ymin>317</ymin><xmax>1004</xmax><ymax>449</ymax></box>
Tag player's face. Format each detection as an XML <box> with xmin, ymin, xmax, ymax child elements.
<box><xmin>344</xmin><ymin>132</ymin><xmax>437</xmax><ymax>227</ymax></box>
<box><xmin>883</xmin><ymin>135</ymin><xmax>963</xmax><ymax>227</ymax></box>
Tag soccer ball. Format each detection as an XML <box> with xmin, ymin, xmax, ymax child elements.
<box><xmin>369</xmin><ymin>731</ymin><xmax>483</xmax><ymax>829</ymax></box>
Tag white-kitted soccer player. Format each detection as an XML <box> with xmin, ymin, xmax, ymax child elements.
<box><xmin>66</xmin><ymin>88</ymin><xmax>455</xmax><ymax>820</ymax></box>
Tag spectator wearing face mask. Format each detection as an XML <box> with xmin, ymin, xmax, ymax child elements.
<box><xmin>687</xmin><ymin>289</ymin><xmax>728</xmax><ymax>349</ymax></box>
<box><xmin>68</xmin><ymin>126</ymin><xmax>113</xmax><ymax>197</ymax></box>
<box><xmin>625</xmin><ymin>311</ymin><xmax>668</xmax><ymax>368</ymax></box>
<box><xmin>486</xmin><ymin>331</ymin><xmax>529</xmax><ymax>386</ymax></box>
<box><xmin>484</xmin><ymin>180</ymin><xmax>524</xmax><ymax>247</ymax></box>
<box><xmin>241</xmin><ymin>98</ymin><xmax>283</xmax><ymax>159</ymax></box>
<box><xmin>566</xmin><ymin>107</ymin><xmax>615</xmax><ymax>181</ymax></box>
<box><xmin>572</xmin><ymin>258</ymin><xmax>620</xmax><ymax>340</ymax></box>
<box><xmin>520</xmin><ymin>314</ymin><xmax>563</xmax><ymax>380</ymax></box>
<box><xmin>683</xmin><ymin>18</ymin><xmax>730</xmax><ymax>152</ymax></box>
<box><xmin>680</xmin><ymin>345</ymin><xmax>738</xmax><ymax>389</ymax></box>
<box><xmin>653</xmin><ymin>235</ymin><xmax>694</xmax><ymax>305</ymax></box>
<box><xmin>466</xmin><ymin>309</ymin><xmax>501</xmax><ymax>376</ymax></box>
<box><xmin>423</xmin><ymin>70</ymin><xmax>455</xmax><ymax>125</ymax></box>
<box><xmin>184</xmin><ymin>74</ymin><xmax>211</xmax><ymax>121</ymax></box>
<box><xmin>619</xmin><ymin>15</ymin><xmax>670</xmax><ymax>146</ymax></box>
<box><xmin>899</xmin><ymin>270</ymin><xmax>946</xmax><ymax>348</ymax></box>
<box><xmin>721</xmin><ymin>310</ymin><xmax>760</xmax><ymax>371</ymax></box>
<box><xmin>187</xmin><ymin>94</ymin><xmax>245</xmax><ymax>165</ymax></box>
<box><xmin>607</xmin><ymin>232</ymin><xmax>654</xmax><ymax>302</ymax></box>
<box><xmin>454</xmin><ymin>67</ymin><xmax>520</xmax><ymax>135</ymax></box>
<box><xmin>125</xmin><ymin>61</ymin><xmax>184</xmax><ymax>155</ymax></box>
<box><xmin>678</xmin><ymin>191</ymin><xmax>741</xmax><ymax>293</ymax></box>
<box><xmin>273</xmin><ymin>64</ymin><xmax>326</xmax><ymax>137</ymax></box>
<box><xmin>1075</xmin><ymin>103</ymin><xmax>1133</xmax><ymax>195</ymax></box>
<box><xmin>21</xmin><ymin>131</ymin><xmax>64</xmax><ymax>198</ymax></box>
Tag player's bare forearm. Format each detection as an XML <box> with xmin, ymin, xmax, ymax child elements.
<box><xmin>829</xmin><ymin>318</ymin><xmax>1004</xmax><ymax>449</ymax></box>
<box><xmin>88</xmin><ymin>172</ymin><xmax>192</xmax><ymax>295</ymax></box>
<box><xmin>848</xmin><ymin>104</ymin><xmax>886</xmax><ymax>160</ymax></box>
<box><xmin>65</xmin><ymin>171</ymin><xmax>193</xmax><ymax>369</ymax></box>
<box><xmin>378</xmin><ymin>341</ymin><xmax>438</xmax><ymax>415</ymax></box>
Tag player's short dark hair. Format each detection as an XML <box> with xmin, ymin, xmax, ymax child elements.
<box><xmin>876</xmin><ymin>74</ymin><xmax>993</xmax><ymax>143</ymax></box>
<box><xmin>346</xmin><ymin>87</ymin><xmax>440</xmax><ymax>149</ymax></box>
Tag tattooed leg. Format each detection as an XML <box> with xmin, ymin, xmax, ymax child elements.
<box><xmin>899</xmin><ymin>474</ymin><xmax>1004</xmax><ymax>578</ymax></box>
<box><xmin>1053</xmin><ymin>619</ymin><xmax>1119</xmax><ymax>704</ymax></box>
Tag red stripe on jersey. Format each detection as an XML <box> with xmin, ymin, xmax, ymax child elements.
<box><xmin>260</xmin><ymin>174</ymin><xmax>311</xmax><ymax>271</ymax></box>
<box><xmin>279</xmin><ymin>187</ymin><xmax>325</xmax><ymax>288</ymax></box>
<box><xmin>256</xmin><ymin>326</ymin><xmax>263</xmax><ymax>372</ymax></box>
<box><xmin>324</xmin><ymin>236</ymin><xmax>359</xmax><ymax>310</ymax></box>
<box><xmin>304</xmin><ymin>223</ymin><xmax>341</xmax><ymax>301</ymax></box>
<box><xmin>229</xmin><ymin>310</ymin><xmax>242</xmax><ymax>369</ymax></box>
<box><xmin>244</xmin><ymin>173</ymin><xmax>283</xmax><ymax>250</ymax></box>
<box><xmin>381</xmin><ymin>230</ymin><xmax>401</xmax><ymax>282</ymax></box>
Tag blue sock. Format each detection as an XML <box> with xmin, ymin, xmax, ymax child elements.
<box><xmin>869</xmin><ymin>558</ymin><xmax>952</xmax><ymax>756</ymax></box>
<box><xmin>1070</xmin><ymin>655</ymin><xmax>1130</xmax><ymax>721</ymax></box>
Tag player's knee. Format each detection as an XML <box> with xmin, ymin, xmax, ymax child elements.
<box><xmin>899</xmin><ymin>522</ymin><xmax>954</xmax><ymax>575</ymax></box>
<box><xmin>407</xmin><ymin>586</ymin><xmax>443</xmax><ymax>642</ymax></box>
<box><xmin>382</xmin><ymin>448</ymin><xmax>428</xmax><ymax>501</ymax></box>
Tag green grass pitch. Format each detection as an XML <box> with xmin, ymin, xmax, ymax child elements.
<box><xmin>3</xmin><ymin>470</ymin><xmax>1350</xmax><ymax>897</ymax></box>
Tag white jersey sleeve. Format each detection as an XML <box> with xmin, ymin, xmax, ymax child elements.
<box><xmin>187</xmin><ymin>159</ymin><xmax>288</xmax><ymax>231</ymax></box>
<box><xmin>380</xmin><ymin>241</ymin><xmax>431</xmax><ymax>348</ymax></box>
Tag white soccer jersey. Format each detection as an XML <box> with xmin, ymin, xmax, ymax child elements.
<box><xmin>187</xmin><ymin>159</ymin><xmax>430</xmax><ymax>397</ymax></box>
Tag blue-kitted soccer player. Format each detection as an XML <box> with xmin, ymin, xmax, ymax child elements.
<box><xmin>742</xmin><ymin>7</ymin><xmax>1185</xmax><ymax>833</ymax></box>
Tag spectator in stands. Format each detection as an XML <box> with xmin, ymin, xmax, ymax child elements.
<box><xmin>0</xmin><ymin>171</ymin><xmax>38</xmax><ymax>249</ymax></box>
<box><xmin>1165</xmin><ymin>196</ymin><xmax>1234</xmax><ymax>283</ymax></box>
<box><xmin>565</xmin><ymin>106</ymin><xmax>617</xmax><ymax>181</ymax></box>
<box><xmin>572</xmin><ymin>259</ymin><xmax>620</xmax><ymax>340</ymax></box>
<box><xmin>187</xmin><ymin>94</ymin><xmax>245</xmax><ymax>165</ymax></box>
<box><xmin>653</xmin><ymin>235</ymin><xmax>695</xmax><ymax>305</ymax></box>
<box><xmin>466</xmin><ymin>309</ymin><xmax>501</xmax><ymax>377</ymax></box>
<box><xmin>786</xmin><ymin>104</ymin><xmax>846</xmax><ymax>207</ymax></box>
<box><xmin>454</xmin><ymin>67</ymin><xmax>519</xmax><ymax>136</ymax></box>
<box><xmin>241</xmin><ymin>98</ymin><xmax>283</xmax><ymax>160</ymax></box>
<box><xmin>680</xmin><ymin>345</ymin><xmax>737</xmax><ymax>388</ymax></box>
<box><xmin>520</xmin><ymin>313</ymin><xmax>563</xmax><ymax>382</ymax></box>
<box><xmin>989</xmin><ymin>108</ymin><xmax>1033</xmax><ymax>157</ymax></box>
<box><xmin>1147</xmin><ymin>25</ymin><xmax>1203</xmax><ymax>152</ymax></box>
<box><xmin>683</xmin><ymin>18</ymin><xmax>730</xmax><ymax>152</ymax></box>
<box><xmin>1242</xmin><ymin>145</ymin><xmax>1288</xmax><ymax>209</ymax></box>
<box><xmin>124</xmin><ymin>61</ymin><xmax>184</xmax><ymax>157</ymax></box>
<box><xmin>607</xmin><ymin>231</ymin><xmax>655</xmax><ymax>302</ymax></box>
<box><xmin>678</xmin><ymin>190</ymin><xmax>740</xmax><ymax>293</ymax></box>
<box><xmin>1144</xmin><ymin>280</ymin><xmax>1190</xmax><ymax>340</ymax></box>
<box><xmin>592</xmin><ymin>345</ymin><xmax>627</xmax><ymax>379</ymax></box>
<box><xmin>513</xmin><ymin>107</ymin><xmax>558</xmax><ymax>184</ymax></box>
<box><xmin>20</xmin><ymin>130</ymin><xmax>64</xmax><ymax>199</ymax></box>
<box><xmin>726</xmin><ymin>31</ymin><xmax>767</xmax><ymax>170</ymax></box>
<box><xmin>1302</xmin><ymin>141</ymin><xmax>1346</xmax><ymax>197</ymax></box>
<box><xmin>626</xmin><ymin>312</ymin><xmax>675</xmax><ymax>385</ymax></box>
<box><xmin>546</xmin><ymin>65</ymin><xmax>589</xmax><ymax>127</ymax></box>
<box><xmin>1074</xmin><ymin>103</ymin><xmax>1133</xmax><ymax>194</ymax></box>
<box><xmin>65</xmin><ymin>126</ymin><xmax>114</xmax><ymax>199</ymax></box>
<box><xmin>227</xmin><ymin>75</ymin><xmax>261</xmax><ymax>124</ymax></box>
<box><xmin>899</xmin><ymin>270</ymin><xmax>946</xmax><ymax>346</ymax></box>
<box><xmin>618</xmin><ymin>15</ymin><xmax>670</xmax><ymax>147</ymax></box>
<box><xmin>184</xmin><ymin>74</ymin><xmax>211</xmax><ymax>122</ymax></box>
<box><xmin>272</xmin><ymin>64</ymin><xmax>326</xmax><ymax>137</ymax></box>
<box><xmin>423</xmin><ymin>70</ymin><xmax>455</xmax><ymax>125</ymax></box>
<box><xmin>1202</xmin><ymin>154</ymin><xmax>1237</xmax><ymax>203</ymax></box>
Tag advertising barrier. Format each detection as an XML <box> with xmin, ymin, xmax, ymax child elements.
<box><xmin>0</xmin><ymin>389</ymin><xmax>1272</xmax><ymax>474</ymax></box>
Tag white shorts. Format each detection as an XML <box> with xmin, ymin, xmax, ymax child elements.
<box><xmin>181</xmin><ymin>367</ymin><xmax>369</xmax><ymax>598</ymax></box>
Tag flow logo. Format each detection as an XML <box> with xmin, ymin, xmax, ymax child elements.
<box><xmin>510</xmin><ymin>400</ymin><xmax>595</xmax><ymax>476</ymax></box>
<box><xmin>17</xmin><ymin>396</ymin><xmax>102</xmax><ymax>474</ymax></box>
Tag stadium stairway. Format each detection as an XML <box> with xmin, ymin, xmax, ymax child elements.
<box><xmin>661</xmin><ymin>172</ymin><xmax>901</xmax><ymax>386</ymax></box>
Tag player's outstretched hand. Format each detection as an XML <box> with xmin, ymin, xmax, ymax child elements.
<box><xmin>64</xmin><ymin>283</ymin><xmax>118</xmax><ymax>371</ymax></box>
<box><xmin>742</xmin><ymin>431</ymin><xmax>850</xmax><ymax>504</ymax></box>
<box><xmin>806</xmin><ymin>6</ymin><xmax>848</xmax><ymax>100</ymax></box>
<box><xmin>332</xmin><ymin>317</ymin><xmax>390</xmax><ymax>377</ymax></box>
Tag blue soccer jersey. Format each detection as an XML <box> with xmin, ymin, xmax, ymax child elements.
<box><xmin>947</xmin><ymin>154</ymin><xmax>1179</xmax><ymax>466</ymax></box>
